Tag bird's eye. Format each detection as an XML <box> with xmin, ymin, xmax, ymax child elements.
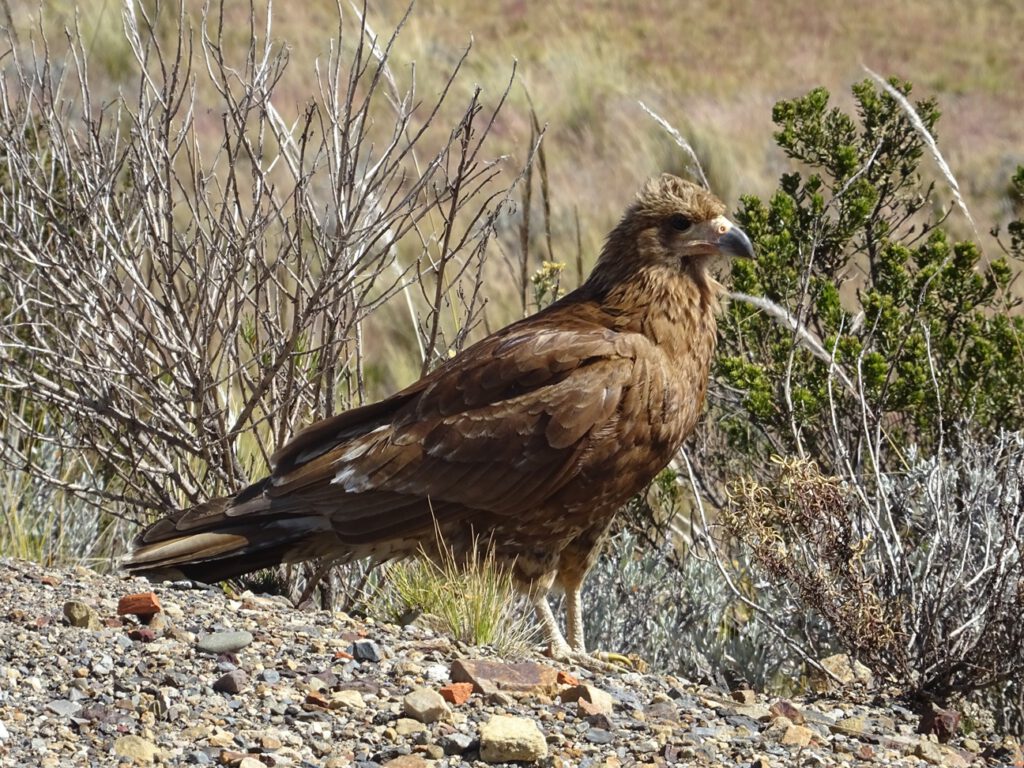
<box><xmin>668</xmin><ymin>214</ymin><xmax>692</xmax><ymax>231</ymax></box>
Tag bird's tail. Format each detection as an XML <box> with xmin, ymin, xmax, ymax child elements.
<box><xmin>122</xmin><ymin>479</ymin><xmax>335</xmax><ymax>583</ymax></box>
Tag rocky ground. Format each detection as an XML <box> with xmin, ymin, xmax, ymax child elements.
<box><xmin>0</xmin><ymin>557</ymin><xmax>1020</xmax><ymax>767</ymax></box>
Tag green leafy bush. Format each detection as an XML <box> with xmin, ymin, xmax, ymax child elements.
<box><xmin>683</xmin><ymin>78</ymin><xmax>1024</xmax><ymax>724</ymax></box>
<box><xmin>715</xmin><ymin>80</ymin><xmax>1024</xmax><ymax>472</ymax></box>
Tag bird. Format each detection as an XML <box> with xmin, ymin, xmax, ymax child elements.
<box><xmin>124</xmin><ymin>174</ymin><xmax>754</xmax><ymax>666</ymax></box>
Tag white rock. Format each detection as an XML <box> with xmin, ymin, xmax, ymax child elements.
<box><xmin>479</xmin><ymin>715</ymin><xmax>547</xmax><ymax>763</ymax></box>
<box><xmin>113</xmin><ymin>735</ymin><xmax>160</xmax><ymax>764</ymax></box>
<box><xmin>403</xmin><ymin>687</ymin><xmax>449</xmax><ymax>723</ymax></box>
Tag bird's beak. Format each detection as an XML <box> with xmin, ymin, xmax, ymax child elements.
<box><xmin>710</xmin><ymin>215</ymin><xmax>755</xmax><ymax>259</ymax></box>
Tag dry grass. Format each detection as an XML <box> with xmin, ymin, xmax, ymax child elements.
<box><xmin>370</xmin><ymin>533</ymin><xmax>537</xmax><ymax>656</ymax></box>
<box><xmin>5</xmin><ymin>2</ymin><xmax>1020</xmax><ymax>400</ymax></box>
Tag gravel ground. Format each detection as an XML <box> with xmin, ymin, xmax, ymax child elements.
<box><xmin>0</xmin><ymin>557</ymin><xmax>1019</xmax><ymax>767</ymax></box>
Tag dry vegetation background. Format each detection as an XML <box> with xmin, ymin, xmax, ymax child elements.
<box><xmin>3</xmin><ymin>0</ymin><xmax>1024</xmax><ymax>735</ymax></box>
<box><xmin>7</xmin><ymin>1</ymin><xmax>1023</xmax><ymax>397</ymax></box>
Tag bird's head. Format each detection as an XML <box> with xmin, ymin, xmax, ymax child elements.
<box><xmin>588</xmin><ymin>174</ymin><xmax>754</xmax><ymax>304</ymax></box>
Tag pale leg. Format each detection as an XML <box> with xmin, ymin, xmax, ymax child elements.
<box><xmin>531</xmin><ymin>592</ymin><xmax>573</xmax><ymax>658</ymax></box>
<box><xmin>565</xmin><ymin>584</ymin><xmax>586</xmax><ymax>653</ymax></box>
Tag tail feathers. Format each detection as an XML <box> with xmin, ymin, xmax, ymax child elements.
<box><xmin>123</xmin><ymin>488</ymin><xmax>336</xmax><ymax>583</ymax></box>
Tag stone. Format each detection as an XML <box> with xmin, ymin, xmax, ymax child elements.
<box><xmin>63</xmin><ymin>600</ymin><xmax>101</xmax><ymax>630</ymax></box>
<box><xmin>304</xmin><ymin>691</ymin><xmax>330</xmax><ymax>709</ymax></box>
<box><xmin>832</xmin><ymin>715</ymin><xmax>872</xmax><ymax>736</ymax></box>
<box><xmin>769</xmin><ymin>699</ymin><xmax>804</xmax><ymax>725</ymax></box>
<box><xmin>403</xmin><ymin>687</ymin><xmax>450</xmax><ymax>723</ymax></box>
<box><xmin>919</xmin><ymin>704</ymin><xmax>961</xmax><ymax>742</ymax></box>
<box><xmin>731</xmin><ymin>704</ymin><xmax>771</xmax><ymax>721</ymax></box>
<box><xmin>382</xmin><ymin>757</ymin><xmax>428</xmax><ymax>768</ymax></box>
<box><xmin>260</xmin><ymin>734</ymin><xmax>283</xmax><ymax>750</ymax></box>
<box><xmin>212</xmin><ymin>670</ymin><xmax>248</xmax><ymax>694</ymax></box>
<box><xmin>585</xmin><ymin>728</ymin><xmax>614</xmax><ymax>744</ymax></box>
<box><xmin>558</xmin><ymin>684</ymin><xmax>614</xmax><ymax>715</ymax></box>
<box><xmin>46</xmin><ymin>699</ymin><xmax>80</xmax><ymax>717</ymax></box>
<box><xmin>855</xmin><ymin>744</ymin><xmax>874</xmax><ymax>760</ymax></box>
<box><xmin>451</xmin><ymin>658</ymin><xmax>559</xmax><ymax>695</ymax></box>
<box><xmin>424</xmin><ymin>663</ymin><xmax>449</xmax><ymax>683</ymax></box>
<box><xmin>238</xmin><ymin>759</ymin><xmax>265</xmax><ymax>768</ymax></box>
<box><xmin>440</xmin><ymin>732</ymin><xmax>476</xmax><ymax>755</ymax></box>
<box><xmin>479</xmin><ymin>715</ymin><xmax>547</xmax><ymax>763</ymax></box>
<box><xmin>92</xmin><ymin>654</ymin><xmax>113</xmax><ymax>675</ymax></box>
<box><xmin>395</xmin><ymin>718</ymin><xmax>427</xmax><ymax>736</ymax></box>
<box><xmin>352</xmin><ymin>639</ymin><xmax>383</xmax><ymax>662</ymax></box>
<box><xmin>117</xmin><ymin>592</ymin><xmax>162</xmax><ymax>619</ymax></box>
<box><xmin>439</xmin><ymin>682</ymin><xmax>474</xmax><ymax>705</ymax></box>
<box><xmin>915</xmin><ymin>739</ymin><xmax>969</xmax><ymax>767</ymax></box>
<box><xmin>113</xmin><ymin>735</ymin><xmax>160</xmax><ymax>764</ymax></box>
<box><xmin>780</xmin><ymin>724</ymin><xmax>815</xmax><ymax>747</ymax></box>
<box><xmin>0</xmin><ymin>720</ymin><xmax>8</xmax><ymax>741</ymax></box>
<box><xmin>197</xmin><ymin>631</ymin><xmax>253</xmax><ymax>655</ymax></box>
<box><xmin>810</xmin><ymin>653</ymin><xmax>873</xmax><ymax>691</ymax></box>
<box><xmin>207</xmin><ymin>730</ymin><xmax>236</xmax><ymax>748</ymax></box>
<box><xmin>556</xmin><ymin>670</ymin><xmax>580</xmax><ymax>685</ymax></box>
<box><xmin>260</xmin><ymin>669</ymin><xmax>280</xmax><ymax>684</ymax></box>
<box><xmin>731</xmin><ymin>688</ymin><xmax>757</xmax><ymax>705</ymax></box>
<box><xmin>330</xmin><ymin>689</ymin><xmax>365</xmax><ymax>709</ymax></box>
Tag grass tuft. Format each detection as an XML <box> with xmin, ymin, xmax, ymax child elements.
<box><xmin>371</xmin><ymin>532</ymin><xmax>536</xmax><ymax>656</ymax></box>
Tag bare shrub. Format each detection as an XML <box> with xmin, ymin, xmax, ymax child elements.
<box><xmin>0</xmin><ymin>2</ymin><xmax>518</xmax><ymax>564</ymax></box>
<box><xmin>713</xmin><ymin>436</ymin><xmax>1024</xmax><ymax>709</ymax></box>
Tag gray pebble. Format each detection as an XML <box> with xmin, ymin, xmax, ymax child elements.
<box><xmin>440</xmin><ymin>732</ymin><xmax>476</xmax><ymax>754</ymax></box>
<box><xmin>46</xmin><ymin>699</ymin><xmax>80</xmax><ymax>717</ymax></box>
<box><xmin>197</xmin><ymin>630</ymin><xmax>254</xmax><ymax>655</ymax></box>
<box><xmin>585</xmin><ymin>728</ymin><xmax>614</xmax><ymax>744</ymax></box>
<box><xmin>352</xmin><ymin>639</ymin><xmax>383</xmax><ymax>662</ymax></box>
<box><xmin>260</xmin><ymin>669</ymin><xmax>281</xmax><ymax>684</ymax></box>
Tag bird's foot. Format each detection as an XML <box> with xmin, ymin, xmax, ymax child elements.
<box><xmin>593</xmin><ymin>651</ymin><xmax>649</xmax><ymax>673</ymax></box>
<box><xmin>545</xmin><ymin>644</ymin><xmax>634</xmax><ymax>674</ymax></box>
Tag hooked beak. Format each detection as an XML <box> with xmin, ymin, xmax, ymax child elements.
<box><xmin>712</xmin><ymin>216</ymin><xmax>755</xmax><ymax>259</ymax></box>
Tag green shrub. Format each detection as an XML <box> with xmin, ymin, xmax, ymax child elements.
<box><xmin>684</xmin><ymin>78</ymin><xmax>1024</xmax><ymax>723</ymax></box>
<box><xmin>716</xmin><ymin>80</ymin><xmax>1024</xmax><ymax>473</ymax></box>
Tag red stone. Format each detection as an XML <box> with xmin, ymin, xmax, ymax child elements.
<box><xmin>557</xmin><ymin>670</ymin><xmax>580</xmax><ymax>686</ymax></box>
<box><xmin>450</xmin><ymin>658</ymin><xmax>559</xmax><ymax>695</ymax></box>
<box><xmin>117</xmin><ymin>592</ymin><xmax>162</xmax><ymax>618</ymax></box>
<box><xmin>439</xmin><ymin>682</ymin><xmax>474</xmax><ymax>705</ymax></box>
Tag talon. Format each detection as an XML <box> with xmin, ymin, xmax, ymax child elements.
<box><xmin>545</xmin><ymin>647</ymin><xmax>638</xmax><ymax>674</ymax></box>
<box><xmin>593</xmin><ymin>651</ymin><xmax>634</xmax><ymax>669</ymax></box>
<box><xmin>592</xmin><ymin>651</ymin><xmax>647</xmax><ymax>672</ymax></box>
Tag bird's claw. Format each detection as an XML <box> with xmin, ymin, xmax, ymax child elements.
<box><xmin>547</xmin><ymin>646</ymin><xmax>638</xmax><ymax>674</ymax></box>
<box><xmin>593</xmin><ymin>651</ymin><xmax>647</xmax><ymax>672</ymax></box>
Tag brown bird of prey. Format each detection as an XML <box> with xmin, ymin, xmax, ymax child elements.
<box><xmin>125</xmin><ymin>174</ymin><xmax>753</xmax><ymax>665</ymax></box>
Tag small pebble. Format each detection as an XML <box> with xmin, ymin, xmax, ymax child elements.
<box><xmin>352</xmin><ymin>639</ymin><xmax>383</xmax><ymax>662</ymax></box>
<box><xmin>213</xmin><ymin>670</ymin><xmax>248</xmax><ymax>694</ymax></box>
<box><xmin>197</xmin><ymin>630</ymin><xmax>254</xmax><ymax>655</ymax></box>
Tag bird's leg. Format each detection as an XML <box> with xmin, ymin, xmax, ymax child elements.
<box><xmin>565</xmin><ymin>582</ymin><xmax>587</xmax><ymax>653</ymax></box>
<box><xmin>558</xmin><ymin>569</ymin><xmax>635</xmax><ymax>671</ymax></box>
<box><xmin>531</xmin><ymin>592</ymin><xmax>573</xmax><ymax>659</ymax></box>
